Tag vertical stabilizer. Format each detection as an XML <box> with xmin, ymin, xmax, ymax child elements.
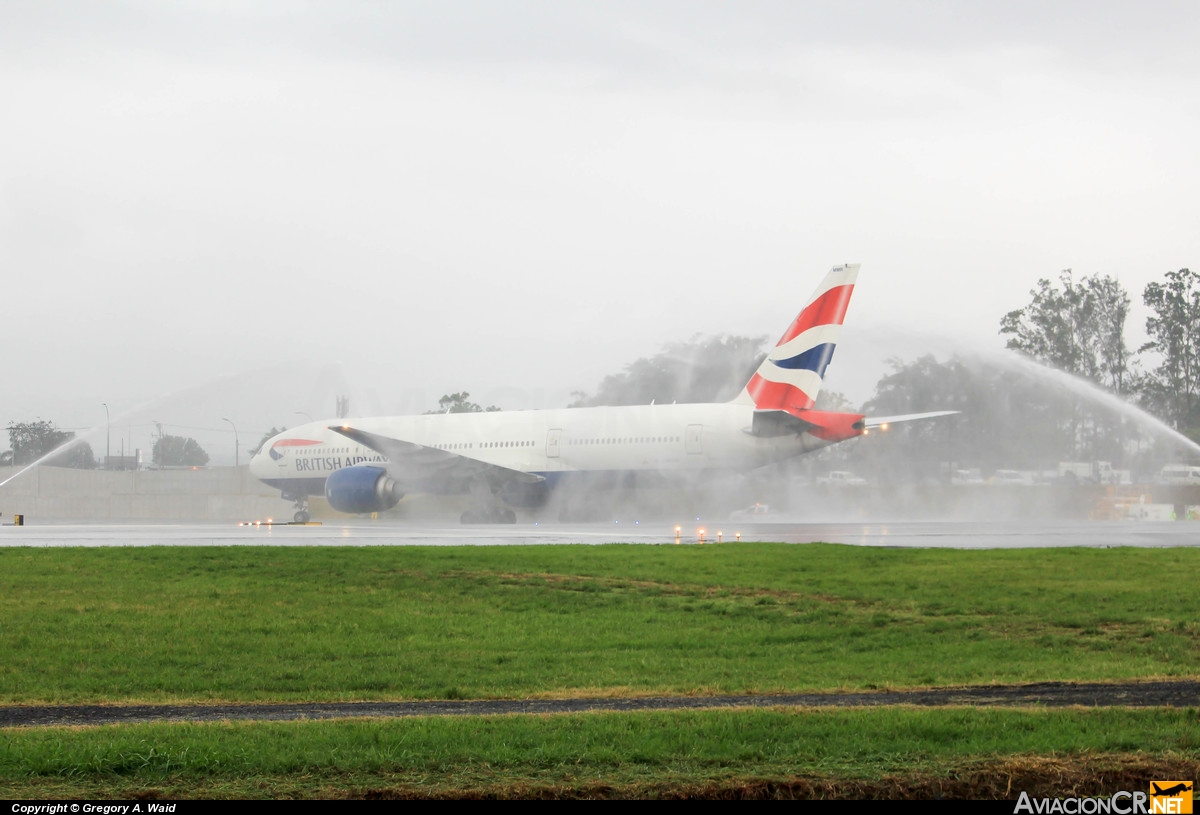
<box><xmin>734</xmin><ymin>263</ymin><xmax>860</xmax><ymax>413</ymax></box>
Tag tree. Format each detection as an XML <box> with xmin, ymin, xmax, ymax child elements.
<box><xmin>856</xmin><ymin>356</ymin><xmax>981</xmax><ymax>481</ymax></box>
<box><xmin>153</xmin><ymin>434</ymin><xmax>209</xmax><ymax>467</ymax></box>
<box><xmin>850</xmin><ymin>353</ymin><xmax>1147</xmax><ymax>482</ymax></box>
<box><xmin>425</xmin><ymin>392</ymin><xmax>500</xmax><ymax>414</ymax></box>
<box><xmin>250</xmin><ymin>427</ymin><xmax>288</xmax><ymax>457</ymax></box>
<box><xmin>1087</xmin><ymin>274</ymin><xmax>1134</xmax><ymax>394</ymax></box>
<box><xmin>570</xmin><ymin>334</ymin><xmax>768</xmax><ymax>407</ymax></box>
<box><xmin>1000</xmin><ymin>270</ymin><xmax>1137</xmax><ymax>461</ymax></box>
<box><xmin>814</xmin><ymin>389</ymin><xmax>856</xmax><ymax>412</ymax></box>
<box><xmin>1140</xmin><ymin>268</ymin><xmax>1200</xmax><ymax>434</ymax></box>
<box><xmin>5</xmin><ymin>420</ymin><xmax>95</xmax><ymax>468</ymax></box>
<box><xmin>999</xmin><ymin>269</ymin><xmax>1132</xmax><ymax>393</ymax></box>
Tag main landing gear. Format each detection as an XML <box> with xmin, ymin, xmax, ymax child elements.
<box><xmin>459</xmin><ymin>479</ymin><xmax>517</xmax><ymax>524</ymax></box>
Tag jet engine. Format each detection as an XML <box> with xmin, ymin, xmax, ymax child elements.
<box><xmin>324</xmin><ymin>465</ymin><xmax>404</xmax><ymax>514</ymax></box>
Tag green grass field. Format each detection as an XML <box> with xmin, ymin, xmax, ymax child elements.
<box><xmin>2</xmin><ymin>543</ymin><xmax>1197</xmax><ymax>798</ymax></box>
<box><xmin>3</xmin><ymin>708</ymin><xmax>1198</xmax><ymax>799</ymax></box>
<box><xmin>1</xmin><ymin>544</ymin><xmax>1197</xmax><ymax>702</ymax></box>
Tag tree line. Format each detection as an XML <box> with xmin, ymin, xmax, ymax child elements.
<box><xmin>0</xmin><ymin>420</ymin><xmax>95</xmax><ymax>469</ymax></box>
<box><xmin>854</xmin><ymin>266</ymin><xmax>1200</xmax><ymax>480</ymax></box>
<box><xmin>2</xmin><ymin>422</ymin><xmax>210</xmax><ymax>469</ymax></box>
<box><xmin>999</xmin><ymin>267</ymin><xmax>1200</xmax><ymax>435</ymax></box>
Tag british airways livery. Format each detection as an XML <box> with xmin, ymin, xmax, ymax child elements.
<box><xmin>249</xmin><ymin>265</ymin><xmax>954</xmax><ymax>522</ymax></box>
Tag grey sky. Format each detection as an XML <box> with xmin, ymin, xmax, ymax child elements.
<box><xmin>3</xmin><ymin>1</ymin><xmax>1198</xmax><ymax>463</ymax></box>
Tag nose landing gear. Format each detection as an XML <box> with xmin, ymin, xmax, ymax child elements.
<box><xmin>284</xmin><ymin>491</ymin><xmax>311</xmax><ymax>524</ymax></box>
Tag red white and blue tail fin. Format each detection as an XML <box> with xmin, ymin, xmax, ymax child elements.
<box><xmin>734</xmin><ymin>263</ymin><xmax>860</xmax><ymax>414</ymax></box>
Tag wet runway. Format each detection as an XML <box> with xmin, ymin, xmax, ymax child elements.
<box><xmin>1</xmin><ymin>519</ymin><xmax>1197</xmax><ymax>547</ymax></box>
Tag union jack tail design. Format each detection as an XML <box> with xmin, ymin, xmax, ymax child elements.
<box><xmin>734</xmin><ymin>264</ymin><xmax>860</xmax><ymax>414</ymax></box>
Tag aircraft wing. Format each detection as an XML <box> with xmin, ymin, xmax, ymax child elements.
<box><xmin>329</xmin><ymin>425</ymin><xmax>545</xmax><ymax>490</ymax></box>
<box><xmin>862</xmin><ymin>410</ymin><xmax>959</xmax><ymax>429</ymax></box>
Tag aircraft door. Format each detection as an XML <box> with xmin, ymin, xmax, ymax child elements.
<box><xmin>546</xmin><ymin>428</ymin><xmax>562</xmax><ymax>459</ymax></box>
<box><xmin>685</xmin><ymin>424</ymin><xmax>703</xmax><ymax>455</ymax></box>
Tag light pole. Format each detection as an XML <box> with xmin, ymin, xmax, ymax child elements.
<box><xmin>101</xmin><ymin>403</ymin><xmax>110</xmax><ymax>469</ymax></box>
<box><xmin>153</xmin><ymin>421</ymin><xmax>162</xmax><ymax>468</ymax></box>
<box><xmin>222</xmin><ymin>418</ymin><xmax>239</xmax><ymax>468</ymax></box>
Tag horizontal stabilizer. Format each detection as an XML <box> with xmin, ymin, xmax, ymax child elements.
<box><xmin>862</xmin><ymin>411</ymin><xmax>960</xmax><ymax>429</ymax></box>
<box><xmin>751</xmin><ymin>410</ymin><xmax>820</xmax><ymax>437</ymax></box>
<box><xmin>751</xmin><ymin>409</ymin><xmax>865</xmax><ymax>442</ymax></box>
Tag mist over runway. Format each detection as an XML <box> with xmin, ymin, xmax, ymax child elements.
<box><xmin>2</xmin><ymin>520</ymin><xmax>1197</xmax><ymax>549</ymax></box>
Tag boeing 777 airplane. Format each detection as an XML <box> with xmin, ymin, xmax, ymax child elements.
<box><xmin>249</xmin><ymin>264</ymin><xmax>955</xmax><ymax>522</ymax></box>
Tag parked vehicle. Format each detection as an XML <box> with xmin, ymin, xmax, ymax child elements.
<box><xmin>729</xmin><ymin>503</ymin><xmax>774</xmax><ymax>521</ymax></box>
<box><xmin>817</xmin><ymin>471</ymin><xmax>868</xmax><ymax>486</ymax></box>
<box><xmin>1058</xmin><ymin>461</ymin><xmax>1121</xmax><ymax>484</ymax></box>
<box><xmin>951</xmin><ymin>468</ymin><xmax>984</xmax><ymax>486</ymax></box>
<box><xmin>1157</xmin><ymin>464</ymin><xmax>1200</xmax><ymax>485</ymax></box>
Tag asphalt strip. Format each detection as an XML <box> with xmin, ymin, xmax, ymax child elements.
<box><xmin>2</xmin><ymin>680</ymin><xmax>1198</xmax><ymax>727</ymax></box>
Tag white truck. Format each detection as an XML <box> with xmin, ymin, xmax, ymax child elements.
<box><xmin>818</xmin><ymin>471</ymin><xmax>868</xmax><ymax>486</ymax></box>
<box><xmin>1057</xmin><ymin>461</ymin><xmax>1122</xmax><ymax>484</ymax></box>
<box><xmin>729</xmin><ymin>503</ymin><xmax>774</xmax><ymax>521</ymax></box>
<box><xmin>1157</xmin><ymin>464</ymin><xmax>1200</xmax><ymax>485</ymax></box>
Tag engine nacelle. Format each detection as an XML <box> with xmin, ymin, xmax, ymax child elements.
<box><xmin>325</xmin><ymin>465</ymin><xmax>404</xmax><ymax>515</ymax></box>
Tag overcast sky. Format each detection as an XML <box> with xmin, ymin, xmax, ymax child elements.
<box><xmin>3</xmin><ymin>1</ymin><xmax>1198</xmax><ymax>464</ymax></box>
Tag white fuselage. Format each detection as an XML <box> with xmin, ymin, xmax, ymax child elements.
<box><xmin>250</xmin><ymin>402</ymin><xmax>838</xmax><ymax>494</ymax></box>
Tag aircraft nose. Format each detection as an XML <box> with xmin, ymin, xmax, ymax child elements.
<box><xmin>248</xmin><ymin>448</ymin><xmax>271</xmax><ymax>478</ymax></box>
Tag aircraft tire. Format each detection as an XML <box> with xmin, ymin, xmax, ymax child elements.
<box><xmin>502</xmin><ymin>508</ymin><xmax>517</xmax><ymax>524</ymax></box>
<box><xmin>294</xmin><ymin>510</ymin><xmax>310</xmax><ymax>523</ymax></box>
